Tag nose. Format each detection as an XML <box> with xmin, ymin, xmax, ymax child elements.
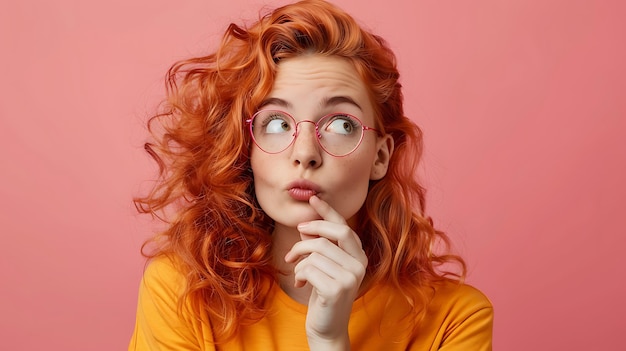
<box><xmin>291</xmin><ymin>120</ymin><xmax>323</xmax><ymax>168</ymax></box>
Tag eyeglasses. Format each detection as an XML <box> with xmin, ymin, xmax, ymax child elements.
<box><xmin>247</xmin><ymin>110</ymin><xmax>380</xmax><ymax>157</ymax></box>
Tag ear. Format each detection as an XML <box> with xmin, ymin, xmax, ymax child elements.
<box><xmin>370</xmin><ymin>134</ymin><xmax>394</xmax><ymax>180</ymax></box>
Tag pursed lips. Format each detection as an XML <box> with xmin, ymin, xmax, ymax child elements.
<box><xmin>287</xmin><ymin>179</ymin><xmax>322</xmax><ymax>201</ymax></box>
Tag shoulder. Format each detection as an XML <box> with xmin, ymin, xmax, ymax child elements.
<box><xmin>357</xmin><ymin>280</ymin><xmax>492</xmax><ymax>349</ymax></box>
<box><xmin>428</xmin><ymin>280</ymin><xmax>493</xmax><ymax>341</ymax></box>
<box><xmin>415</xmin><ymin>281</ymin><xmax>493</xmax><ymax>349</ymax></box>
<box><xmin>143</xmin><ymin>255</ymin><xmax>185</xmax><ymax>280</ymax></box>
<box><xmin>367</xmin><ymin>279</ymin><xmax>492</xmax><ymax>314</ymax></box>
<box><xmin>432</xmin><ymin>280</ymin><xmax>492</xmax><ymax>312</ymax></box>
<box><xmin>428</xmin><ymin>280</ymin><xmax>493</xmax><ymax>326</ymax></box>
<box><xmin>364</xmin><ymin>279</ymin><xmax>492</xmax><ymax>323</ymax></box>
<box><xmin>130</xmin><ymin>257</ymin><xmax>211</xmax><ymax>350</ymax></box>
<box><xmin>139</xmin><ymin>255</ymin><xmax>188</xmax><ymax>299</ymax></box>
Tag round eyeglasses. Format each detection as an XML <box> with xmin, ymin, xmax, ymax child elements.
<box><xmin>247</xmin><ymin>110</ymin><xmax>381</xmax><ymax>157</ymax></box>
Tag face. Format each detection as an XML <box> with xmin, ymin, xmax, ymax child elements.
<box><xmin>250</xmin><ymin>55</ymin><xmax>393</xmax><ymax>229</ymax></box>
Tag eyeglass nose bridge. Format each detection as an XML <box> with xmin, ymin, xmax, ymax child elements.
<box><xmin>293</xmin><ymin>119</ymin><xmax>322</xmax><ymax>140</ymax></box>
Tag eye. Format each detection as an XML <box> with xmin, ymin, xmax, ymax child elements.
<box><xmin>324</xmin><ymin>115</ymin><xmax>360</xmax><ymax>135</ymax></box>
<box><xmin>262</xmin><ymin>114</ymin><xmax>292</xmax><ymax>134</ymax></box>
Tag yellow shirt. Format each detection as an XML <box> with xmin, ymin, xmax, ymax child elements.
<box><xmin>129</xmin><ymin>258</ymin><xmax>493</xmax><ymax>350</ymax></box>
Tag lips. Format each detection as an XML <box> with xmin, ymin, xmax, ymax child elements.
<box><xmin>287</xmin><ymin>179</ymin><xmax>321</xmax><ymax>201</ymax></box>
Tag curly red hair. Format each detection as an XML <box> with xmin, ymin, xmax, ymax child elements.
<box><xmin>135</xmin><ymin>0</ymin><xmax>465</xmax><ymax>341</ymax></box>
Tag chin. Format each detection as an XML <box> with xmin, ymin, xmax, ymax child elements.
<box><xmin>271</xmin><ymin>209</ymin><xmax>322</xmax><ymax>228</ymax></box>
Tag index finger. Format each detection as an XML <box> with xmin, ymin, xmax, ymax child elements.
<box><xmin>308</xmin><ymin>195</ymin><xmax>347</xmax><ymax>225</ymax></box>
<box><xmin>304</xmin><ymin>195</ymin><xmax>363</xmax><ymax>249</ymax></box>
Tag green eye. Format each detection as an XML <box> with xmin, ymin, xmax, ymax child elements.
<box><xmin>325</xmin><ymin>116</ymin><xmax>358</xmax><ymax>135</ymax></box>
<box><xmin>264</xmin><ymin>117</ymin><xmax>291</xmax><ymax>134</ymax></box>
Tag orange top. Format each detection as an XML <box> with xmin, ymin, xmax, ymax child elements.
<box><xmin>129</xmin><ymin>258</ymin><xmax>493</xmax><ymax>350</ymax></box>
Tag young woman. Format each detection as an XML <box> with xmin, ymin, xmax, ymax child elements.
<box><xmin>129</xmin><ymin>1</ymin><xmax>493</xmax><ymax>350</ymax></box>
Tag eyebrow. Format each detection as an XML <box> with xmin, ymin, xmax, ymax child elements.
<box><xmin>321</xmin><ymin>96</ymin><xmax>362</xmax><ymax>111</ymax></box>
<box><xmin>258</xmin><ymin>96</ymin><xmax>362</xmax><ymax>111</ymax></box>
<box><xmin>258</xmin><ymin>97</ymin><xmax>292</xmax><ymax>109</ymax></box>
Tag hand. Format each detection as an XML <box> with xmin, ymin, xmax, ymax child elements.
<box><xmin>284</xmin><ymin>195</ymin><xmax>368</xmax><ymax>350</ymax></box>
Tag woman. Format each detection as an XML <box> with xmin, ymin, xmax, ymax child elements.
<box><xmin>129</xmin><ymin>1</ymin><xmax>493</xmax><ymax>350</ymax></box>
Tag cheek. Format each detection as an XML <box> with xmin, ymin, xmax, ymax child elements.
<box><xmin>329</xmin><ymin>156</ymin><xmax>374</xmax><ymax>209</ymax></box>
<box><xmin>344</xmin><ymin>149</ymin><xmax>377</xmax><ymax>192</ymax></box>
<box><xmin>250</xmin><ymin>151</ymin><xmax>270</xmax><ymax>193</ymax></box>
<box><xmin>347</xmin><ymin>146</ymin><xmax>377</xmax><ymax>182</ymax></box>
<box><xmin>250</xmin><ymin>147</ymin><xmax>267</xmax><ymax>179</ymax></box>
<box><xmin>249</xmin><ymin>150</ymin><xmax>286</xmax><ymax>207</ymax></box>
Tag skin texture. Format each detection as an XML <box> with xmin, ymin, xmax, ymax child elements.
<box><xmin>250</xmin><ymin>55</ymin><xmax>393</xmax><ymax>350</ymax></box>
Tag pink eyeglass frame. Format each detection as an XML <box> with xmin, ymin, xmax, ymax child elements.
<box><xmin>246</xmin><ymin>109</ymin><xmax>381</xmax><ymax>157</ymax></box>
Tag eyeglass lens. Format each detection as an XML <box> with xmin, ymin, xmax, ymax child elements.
<box><xmin>250</xmin><ymin>110</ymin><xmax>364</xmax><ymax>156</ymax></box>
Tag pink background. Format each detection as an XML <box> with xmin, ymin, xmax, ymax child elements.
<box><xmin>1</xmin><ymin>0</ymin><xmax>624</xmax><ymax>350</ymax></box>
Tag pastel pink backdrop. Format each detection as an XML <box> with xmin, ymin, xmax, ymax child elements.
<box><xmin>1</xmin><ymin>0</ymin><xmax>624</xmax><ymax>350</ymax></box>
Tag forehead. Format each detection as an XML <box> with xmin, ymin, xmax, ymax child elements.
<box><xmin>265</xmin><ymin>55</ymin><xmax>373</xmax><ymax>116</ymax></box>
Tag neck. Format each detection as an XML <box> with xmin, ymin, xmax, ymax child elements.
<box><xmin>271</xmin><ymin>224</ymin><xmax>312</xmax><ymax>305</ymax></box>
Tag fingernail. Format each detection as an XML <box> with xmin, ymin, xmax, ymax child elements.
<box><xmin>297</xmin><ymin>222</ymin><xmax>309</xmax><ymax>230</ymax></box>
